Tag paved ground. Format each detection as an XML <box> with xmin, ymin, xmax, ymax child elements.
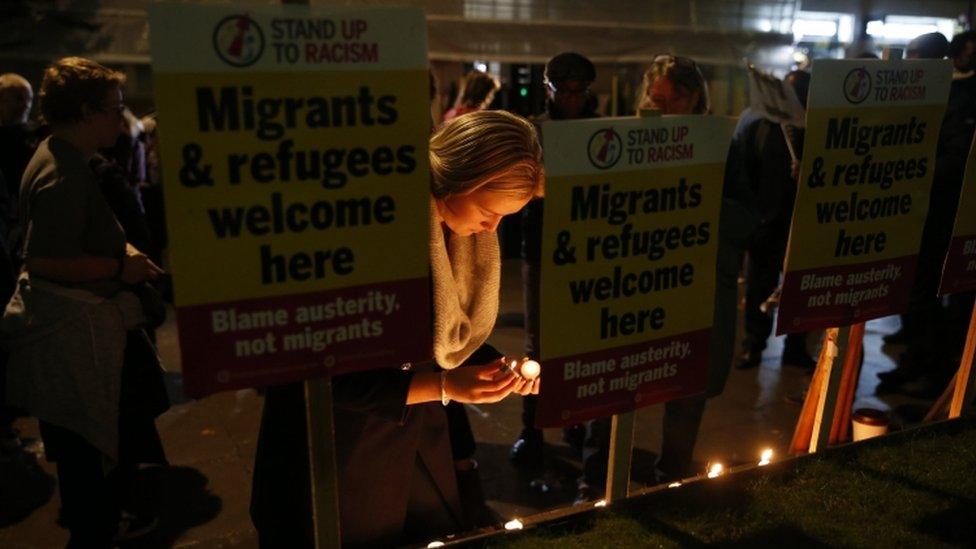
<box><xmin>0</xmin><ymin>259</ymin><xmax>933</xmax><ymax>548</ymax></box>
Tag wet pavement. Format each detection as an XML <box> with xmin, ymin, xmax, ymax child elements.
<box><xmin>0</xmin><ymin>260</ymin><xmax>937</xmax><ymax>548</ymax></box>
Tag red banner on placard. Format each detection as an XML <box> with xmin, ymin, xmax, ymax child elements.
<box><xmin>940</xmin><ymin>235</ymin><xmax>976</xmax><ymax>295</ymax></box>
<box><xmin>176</xmin><ymin>277</ymin><xmax>431</xmax><ymax>396</ymax></box>
<box><xmin>778</xmin><ymin>255</ymin><xmax>916</xmax><ymax>333</ymax></box>
<box><xmin>534</xmin><ymin>328</ymin><xmax>710</xmax><ymax>428</ymax></box>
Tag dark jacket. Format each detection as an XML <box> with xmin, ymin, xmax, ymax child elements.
<box><xmin>250</xmin><ymin>343</ymin><xmax>501</xmax><ymax>548</ymax></box>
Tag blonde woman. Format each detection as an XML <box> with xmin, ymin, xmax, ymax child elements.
<box><xmin>252</xmin><ymin>110</ymin><xmax>543</xmax><ymax>548</ymax></box>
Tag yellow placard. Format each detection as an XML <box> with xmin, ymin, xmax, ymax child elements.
<box><xmin>148</xmin><ymin>3</ymin><xmax>433</xmax><ymax>395</ymax></box>
<box><xmin>540</xmin><ymin>163</ymin><xmax>723</xmax><ymax>359</ymax></box>
<box><xmin>777</xmin><ymin>59</ymin><xmax>952</xmax><ymax>333</ymax></box>
<box><xmin>155</xmin><ymin>70</ymin><xmax>431</xmax><ymax>306</ymax></box>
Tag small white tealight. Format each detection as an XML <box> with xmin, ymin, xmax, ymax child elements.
<box><xmin>427</xmin><ymin>542</ymin><xmax>446</xmax><ymax>548</ymax></box>
<box><xmin>594</xmin><ymin>499</ymin><xmax>607</xmax><ymax>507</ymax></box>
<box><xmin>504</xmin><ymin>518</ymin><xmax>524</xmax><ymax>531</ymax></box>
<box><xmin>707</xmin><ymin>463</ymin><xmax>724</xmax><ymax>479</ymax></box>
<box><xmin>519</xmin><ymin>359</ymin><xmax>541</xmax><ymax>380</ymax></box>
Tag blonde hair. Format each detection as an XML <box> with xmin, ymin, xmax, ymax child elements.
<box><xmin>638</xmin><ymin>55</ymin><xmax>710</xmax><ymax>114</ymax></box>
<box><xmin>429</xmin><ymin>110</ymin><xmax>544</xmax><ymax>200</ymax></box>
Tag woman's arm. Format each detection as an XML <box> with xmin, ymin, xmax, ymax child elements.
<box><xmin>27</xmin><ymin>243</ymin><xmax>163</xmax><ymax>284</ymax></box>
<box><xmin>26</xmin><ymin>255</ymin><xmax>119</xmax><ymax>282</ymax></box>
<box><xmin>408</xmin><ymin>359</ymin><xmax>521</xmax><ymax>405</ymax></box>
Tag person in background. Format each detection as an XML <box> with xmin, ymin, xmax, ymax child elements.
<box><xmin>0</xmin><ymin>72</ymin><xmax>37</xmax><ymax>232</ymax></box>
<box><xmin>510</xmin><ymin>52</ymin><xmax>599</xmax><ymax>473</ymax></box>
<box><xmin>0</xmin><ymin>74</ymin><xmax>31</xmax><ymax>454</ymax></box>
<box><xmin>441</xmin><ymin>70</ymin><xmax>500</xmax><ymax>124</ymax></box>
<box><xmin>732</xmin><ymin>70</ymin><xmax>814</xmax><ymax>372</ymax></box>
<box><xmin>573</xmin><ymin>54</ymin><xmax>758</xmax><ymax>502</ymax></box>
<box><xmin>879</xmin><ymin>32</ymin><xmax>976</xmax><ymax>396</ymax></box>
<box><xmin>251</xmin><ymin>110</ymin><xmax>543</xmax><ymax>548</ymax></box>
<box><xmin>2</xmin><ymin>57</ymin><xmax>169</xmax><ymax>548</ymax></box>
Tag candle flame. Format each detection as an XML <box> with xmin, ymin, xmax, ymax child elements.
<box><xmin>505</xmin><ymin>519</ymin><xmax>524</xmax><ymax>531</ymax></box>
<box><xmin>594</xmin><ymin>499</ymin><xmax>607</xmax><ymax>507</ymax></box>
<box><xmin>668</xmin><ymin>481</ymin><xmax>682</xmax><ymax>488</ymax></box>
<box><xmin>759</xmin><ymin>448</ymin><xmax>774</xmax><ymax>466</ymax></box>
<box><xmin>707</xmin><ymin>463</ymin><xmax>724</xmax><ymax>478</ymax></box>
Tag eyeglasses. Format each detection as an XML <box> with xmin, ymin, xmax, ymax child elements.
<box><xmin>545</xmin><ymin>80</ymin><xmax>591</xmax><ymax>97</ymax></box>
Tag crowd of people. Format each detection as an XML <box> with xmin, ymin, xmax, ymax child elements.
<box><xmin>0</xmin><ymin>27</ymin><xmax>974</xmax><ymax>548</ymax></box>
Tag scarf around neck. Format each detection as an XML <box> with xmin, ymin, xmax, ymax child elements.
<box><xmin>430</xmin><ymin>201</ymin><xmax>500</xmax><ymax>369</ymax></box>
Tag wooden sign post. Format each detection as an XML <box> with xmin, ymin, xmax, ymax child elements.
<box><xmin>148</xmin><ymin>3</ymin><xmax>432</xmax><ymax>546</ymax></box>
<box><xmin>938</xmin><ymin>131</ymin><xmax>976</xmax><ymax>419</ymax></box>
<box><xmin>776</xmin><ymin>58</ymin><xmax>952</xmax><ymax>452</ymax></box>
<box><xmin>531</xmin><ymin>114</ymin><xmax>733</xmax><ymax>504</ymax></box>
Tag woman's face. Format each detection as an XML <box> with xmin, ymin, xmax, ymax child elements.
<box><xmin>644</xmin><ymin>77</ymin><xmax>700</xmax><ymax>115</ymax></box>
<box><xmin>437</xmin><ymin>188</ymin><xmax>531</xmax><ymax>236</ymax></box>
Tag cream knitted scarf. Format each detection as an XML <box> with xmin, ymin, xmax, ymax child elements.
<box><xmin>430</xmin><ymin>203</ymin><xmax>500</xmax><ymax>369</ymax></box>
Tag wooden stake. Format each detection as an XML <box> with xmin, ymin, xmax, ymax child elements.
<box><xmin>305</xmin><ymin>377</ymin><xmax>341</xmax><ymax>549</ymax></box>
<box><xmin>605</xmin><ymin>411</ymin><xmax>635</xmax><ymax>502</ymax></box>
<box><xmin>790</xmin><ymin>337</ymin><xmax>828</xmax><ymax>454</ymax></box>
<box><xmin>604</xmin><ymin>107</ymin><xmax>660</xmax><ymax>501</ymax></box>
<box><xmin>949</xmin><ymin>302</ymin><xmax>976</xmax><ymax>418</ymax></box>
<box><xmin>810</xmin><ymin>326</ymin><xmax>850</xmax><ymax>453</ymax></box>
<box><xmin>829</xmin><ymin>323</ymin><xmax>865</xmax><ymax>444</ymax></box>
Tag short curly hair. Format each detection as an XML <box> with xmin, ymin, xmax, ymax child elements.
<box><xmin>39</xmin><ymin>57</ymin><xmax>125</xmax><ymax>126</ymax></box>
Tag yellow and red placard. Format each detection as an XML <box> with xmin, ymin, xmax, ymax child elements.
<box><xmin>777</xmin><ymin>59</ymin><xmax>952</xmax><ymax>334</ymax></box>
<box><xmin>940</xmin><ymin>136</ymin><xmax>976</xmax><ymax>294</ymax></box>
<box><xmin>534</xmin><ymin>116</ymin><xmax>733</xmax><ymax>427</ymax></box>
<box><xmin>149</xmin><ymin>3</ymin><xmax>431</xmax><ymax>396</ymax></box>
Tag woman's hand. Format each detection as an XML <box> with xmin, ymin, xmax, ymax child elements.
<box><xmin>512</xmin><ymin>376</ymin><xmax>540</xmax><ymax>397</ymax></box>
<box><xmin>444</xmin><ymin>358</ymin><xmax>519</xmax><ymax>404</ymax></box>
<box><xmin>121</xmin><ymin>245</ymin><xmax>164</xmax><ymax>284</ymax></box>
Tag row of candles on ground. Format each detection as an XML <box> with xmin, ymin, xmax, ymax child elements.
<box><xmin>426</xmin><ymin>442</ymin><xmax>777</xmax><ymax>545</ymax></box>
<box><xmin>429</xmin><ymin>358</ymin><xmax>772</xmax><ymax>545</ymax></box>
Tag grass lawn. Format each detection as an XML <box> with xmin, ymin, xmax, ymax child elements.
<box><xmin>471</xmin><ymin>418</ymin><xmax>976</xmax><ymax>548</ymax></box>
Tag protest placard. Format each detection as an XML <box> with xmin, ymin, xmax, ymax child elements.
<box><xmin>777</xmin><ymin>59</ymin><xmax>952</xmax><ymax>334</ymax></box>
<box><xmin>534</xmin><ymin>116</ymin><xmax>733</xmax><ymax>427</ymax></box>
<box><xmin>940</xmin><ymin>137</ymin><xmax>976</xmax><ymax>295</ymax></box>
<box><xmin>149</xmin><ymin>3</ymin><xmax>431</xmax><ymax>396</ymax></box>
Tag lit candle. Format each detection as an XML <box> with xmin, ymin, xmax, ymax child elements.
<box><xmin>668</xmin><ymin>481</ymin><xmax>682</xmax><ymax>488</ymax></box>
<box><xmin>594</xmin><ymin>499</ymin><xmax>607</xmax><ymax>507</ymax></box>
<box><xmin>707</xmin><ymin>463</ymin><xmax>724</xmax><ymax>478</ymax></box>
<box><xmin>758</xmin><ymin>448</ymin><xmax>773</xmax><ymax>466</ymax></box>
<box><xmin>427</xmin><ymin>542</ymin><xmax>445</xmax><ymax>548</ymax></box>
<box><xmin>504</xmin><ymin>518</ymin><xmax>524</xmax><ymax>531</ymax></box>
<box><xmin>519</xmin><ymin>359</ymin><xmax>541</xmax><ymax>381</ymax></box>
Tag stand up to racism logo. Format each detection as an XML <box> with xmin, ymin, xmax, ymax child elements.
<box><xmin>213</xmin><ymin>14</ymin><xmax>265</xmax><ymax>67</ymax></box>
<box><xmin>587</xmin><ymin>127</ymin><xmax>622</xmax><ymax>169</ymax></box>
<box><xmin>843</xmin><ymin>67</ymin><xmax>872</xmax><ymax>104</ymax></box>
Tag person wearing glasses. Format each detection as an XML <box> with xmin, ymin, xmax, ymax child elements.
<box><xmin>572</xmin><ymin>54</ymin><xmax>759</xmax><ymax>502</ymax></box>
<box><xmin>509</xmin><ymin>52</ymin><xmax>599</xmax><ymax>474</ymax></box>
<box><xmin>3</xmin><ymin>57</ymin><xmax>168</xmax><ymax>547</ymax></box>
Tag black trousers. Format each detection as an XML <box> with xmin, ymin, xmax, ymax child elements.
<box><xmin>742</xmin><ymin>218</ymin><xmax>807</xmax><ymax>356</ymax></box>
<box><xmin>39</xmin><ymin>421</ymin><xmax>134</xmax><ymax>549</ymax></box>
